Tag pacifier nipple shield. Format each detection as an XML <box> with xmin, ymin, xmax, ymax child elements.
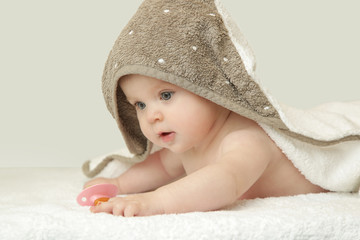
<box><xmin>77</xmin><ymin>184</ymin><xmax>118</xmax><ymax>206</ymax></box>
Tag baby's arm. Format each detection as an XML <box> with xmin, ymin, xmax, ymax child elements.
<box><xmin>84</xmin><ymin>149</ymin><xmax>185</xmax><ymax>194</ymax></box>
<box><xmin>157</xmin><ymin>132</ymin><xmax>272</xmax><ymax>213</ymax></box>
<box><xmin>91</xmin><ymin>130</ymin><xmax>273</xmax><ymax>216</ymax></box>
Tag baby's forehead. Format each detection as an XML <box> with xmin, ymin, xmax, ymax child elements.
<box><xmin>119</xmin><ymin>74</ymin><xmax>176</xmax><ymax>89</ymax></box>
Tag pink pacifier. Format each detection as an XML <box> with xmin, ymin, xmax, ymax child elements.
<box><xmin>77</xmin><ymin>183</ymin><xmax>118</xmax><ymax>206</ymax></box>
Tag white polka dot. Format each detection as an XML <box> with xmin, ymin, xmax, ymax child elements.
<box><xmin>223</xmin><ymin>57</ymin><xmax>229</xmax><ymax>62</ymax></box>
<box><xmin>158</xmin><ymin>58</ymin><xmax>165</xmax><ymax>64</ymax></box>
<box><xmin>192</xmin><ymin>46</ymin><xmax>197</xmax><ymax>51</ymax></box>
<box><xmin>264</xmin><ymin>106</ymin><xmax>270</xmax><ymax>110</ymax></box>
<box><xmin>164</xmin><ymin>9</ymin><xmax>170</xmax><ymax>13</ymax></box>
<box><xmin>208</xmin><ymin>13</ymin><xmax>216</xmax><ymax>16</ymax></box>
<box><xmin>129</xmin><ymin>30</ymin><xmax>134</xmax><ymax>35</ymax></box>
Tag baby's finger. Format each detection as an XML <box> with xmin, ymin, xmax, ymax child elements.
<box><xmin>124</xmin><ymin>203</ymin><xmax>141</xmax><ymax>217</ymax></box>
<box><xmin>90</xmin><ymin>201</ymin><xmax>114</xmax><ymax>214</ymax></box>
<box><xmin>112</xmin><ymin>202</ymin><xmax>126</xmax><ymax>216</ymax></box>
<box><xmin>108</xmin><ymin>197</ymin><xmax>118</xmax><ymax>202</ymax></box>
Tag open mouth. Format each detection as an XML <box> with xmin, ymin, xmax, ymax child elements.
<box><xmin>159</xmin><ymin>132</ymin><xmax>175</xmax><ymax>142</ymax></box>
<box><xmin>160</xmin><ymin>132</ymin><xmax>172</xmax><ymax>137</ymax></box>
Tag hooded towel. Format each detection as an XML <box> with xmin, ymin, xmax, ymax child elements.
<box><xmin>83</xmin><ymin>0</ymin><xmax>360</xmax><ymax>192</ymax></box>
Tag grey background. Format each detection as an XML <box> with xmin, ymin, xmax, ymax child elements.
<box><xmin>1</xmin><ymin>0</ymin><xmax>359</xmax><ymax>167</ymax></box>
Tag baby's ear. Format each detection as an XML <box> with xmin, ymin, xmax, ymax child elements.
<box><xmin>214</xmin><ymin>0</ymin><xmax>256</xmax><ymax>76</ymax></box>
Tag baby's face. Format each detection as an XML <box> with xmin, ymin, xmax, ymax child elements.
<box><xmin>120</xmin><ymin>74</ymin><xmax>224</xmax><ymax>153</ymax></box>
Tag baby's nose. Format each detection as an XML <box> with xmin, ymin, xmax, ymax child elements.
<box><xmin>147</xmin><ymin>109</ymin><xmax>163</xmax><ymax>123</ymax></box>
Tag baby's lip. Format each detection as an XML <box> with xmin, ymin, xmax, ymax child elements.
<box><xmin>158</xmin><ymin>131</ymin><xmax>174</xmax><ymax>137</ymax></box>
<box><xmin>158</xmin><ymin>131</ymin><xmax>175</xmax><ymax>142</ymax></box>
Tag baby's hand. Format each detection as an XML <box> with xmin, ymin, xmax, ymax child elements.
<box><xmin>83</xmin><ymin>177</ymin><xmax>119</xmax><ymax>191</ymax></box>
<box><xmin>90</xmin><ymin>191</ymin><xmax>164</xmax><ymax>217</ymax></box>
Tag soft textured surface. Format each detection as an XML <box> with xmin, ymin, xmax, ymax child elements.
<box><xmin>83</xmin><ymin>0</ymin><xmax>360</xmax><ymax>192</ymax></box>
<box><xmin>1</xmin><ymin>167</ymin><xmax>360</xmax><ymax>240</ymax></box>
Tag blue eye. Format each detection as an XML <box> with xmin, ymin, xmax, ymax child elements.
<box><xmin>135</xmin><ymin>102</ymin><xmax>146</xmax><ymax>110</ymax></box>
<box><xmin>160</xmin><ymin>91</ymin><xmax>173</xmax><ymax>101</ymax></box>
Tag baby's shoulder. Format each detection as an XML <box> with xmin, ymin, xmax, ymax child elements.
<box><xmin>220</xmin><ymin>115</ymin><xmax>274</xmax><ymax>154</ymax></box>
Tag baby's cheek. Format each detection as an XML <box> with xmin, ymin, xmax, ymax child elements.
<box><xmin>138</xmin><ymin>123</ymin><xmax>151</xmax><ymax>138</ymax></box>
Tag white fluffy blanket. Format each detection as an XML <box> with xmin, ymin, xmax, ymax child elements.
<box><xmin>1</xmin><ymin>167</ymin><xmax>360</xmax><ymax>240</ymax></box>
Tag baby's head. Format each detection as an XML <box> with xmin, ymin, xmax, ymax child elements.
<box><xmin>100</xmin><ymin>0</ymin><xmax>280</xmax><ymax>158</ymax></box>
<box><xmin>119</xmin><ymin>74</ymin><xmax>228</xmax><ymax>153</ymax></box>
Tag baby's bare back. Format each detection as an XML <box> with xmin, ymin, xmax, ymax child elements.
<box><xmin>240</xmin><ymin>148</ymin><xmax>327</xmax><ymax>199</ymax></box>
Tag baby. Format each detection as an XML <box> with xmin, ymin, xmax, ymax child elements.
<box><xmin>81</xmin><ymin>0</ymin><xmax>360</xmax><ymax>217</ymax></box>
<box><xmin>84</xmin><ymin>74</ymin><xmax>326</xmax><ymax>217</ymax></box>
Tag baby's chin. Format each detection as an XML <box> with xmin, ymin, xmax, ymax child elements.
<box><xmin>146</xmin><ymin>134</ymin><xmax>194</xmax><ymax>154</ymax></box>
<box><xmin>154</xmin><ymin>142</ymin><xmax>192</xmax><ymax>154</ymax></box>
<box><xmin>166</xmin><ymin>145</ymin><xmax>194</xmax><ymax>154</ymax></box>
